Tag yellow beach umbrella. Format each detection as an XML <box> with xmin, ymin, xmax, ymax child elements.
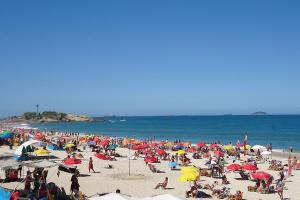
<box><xmin>241</xmin><ymin>145</ymin><xmax>251</xmax><ymax>150</ymax></box>
<box><xmin>179</xmin><ymin>172</ymin><xmax>199</xmax><ymax>182</ymax></box>
<box><xmin>177</xmin><ymin>150</ymin><xmax>186</xmax><ymax>155</ymax></box>
<box><xmin>34</xmin><ymin>149</ymin><xmax>50</xmax><ymax>155</ymax></box>
<box><xmin>224</xmin><ymin>145</ymin><xmax>234</xmax><ymax>151</ymax></box>
<box><xmin>181</xmin><ymin>166</ymin><xmax>200</xmax><ymax>174</ymax></box>
<box><xmin>65</xmin><ymin>143</ymin><xmax>75</xmax><ymax>148</ymax></box>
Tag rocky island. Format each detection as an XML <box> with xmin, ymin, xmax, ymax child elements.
<box><xmin>1</xmin><ymin>111</ymin><xmax>94</xmax><ymax>123</ymax></box>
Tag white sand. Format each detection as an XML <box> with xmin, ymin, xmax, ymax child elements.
<box><xmin>0</xmin><ymin>146</ymin><xmax>299</xmax><ymax>200</ymax></box>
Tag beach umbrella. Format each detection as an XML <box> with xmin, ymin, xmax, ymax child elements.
<box><xmin>108</xmin><ymin>144</ymin><xmax>118</xmax><ymax>150</ymax></box>
<box><xmin>34</xmin><ymin>149</ymin><xmax>50</xmax><ymax>155</ymax></box>
<box><xmin>64</xmin><ymin>157</ymin><xmax>81</xmax><ymax>165</ymax></box>
<box><xmin>94</xmin><ymin>137</ymin><xmax>100</xmax><ymax>143</ymax></box>
<box><xmin>261</xmin><ymin>151</ymin><xmax>271</xmax><ymax>156</ymax></box>
<box><xmin>210</xmin><ymin>144</ymin><xmax>219</xmax><ymax>149</ymax></box>
<box><xmin>224</xmin><ymin>145</ymin><xmax>234</xmax><ymax>151</ymax></box>
<box><xmin>169</xmin><ymin>161</ymin><xmax>178</xmax><ymax>168</ymax></box>
<box><xmin>187</xmin><ymin>147</ymin><xmax>197</xmax><ymax>153</ymax></box>
<box><xmin>35</xmin><ymin>132</ymin><xmax>44</xmax><ymax>140</ymax></box>
<box><xmin>177</xmin><ymin>150</ymin><xmax>186</xmax><ymax>155</ymax></box>
<box><xmin>15</xmin><ymin>140</ymin><xmax>41</xmax><ymax>156</ymax></box>
<box><xmin>227</xmin><ymin>163</ymin><xmax>242</xmax><ymax>171</ymax></box>
<box><xmin>95</xmin><ymin>153</ymin><xmax>110</xmax><ymax>160</ymax></box>
<box><xmin>242</xmin><ymin>164</ymin><xmax>258</xmax><ymax>171</ymax></box>
<box><xmin>100</xmin><ymin>139</ymin><xmax>110</xmax><ymax>146</ymax></box>
<box><xmin>144</xmin><ymin>157</ymin><xmax>159</xmax><ymax>163</ymax></box>
<box><xmin>241</xmin><ymin>145</ymin><xmax>251</xmax><ymax>150</ymax></box>
<box><xmin>65</xmin><ymin>143</ymin><xmax>75</xmax><ymax>149</ymax></box>
<box><xmin>214</xmin><ymin>150</ymin><xmax>224</xmax><ymax>157</ymax></box>
<box><xmin>251</xmin><ymin>172</ymin><xmax>272</xmax><ymax>180</ymax></box>
<box><xmin>251</xmin><ymin>145</ymin><xmax>267</xmax><ymax>152</ymax></box>
<box><xmin>156</xmin><ymin>149</ymin><xmax>167</xmax><ymax>155</ymax></box>
<box><xmin>197</xmin><ymin>142</ymin><xmax>206</xmax><ymax>148</ymax></box>
<box><xmin>87</xmin><ymin>141</ymin><xmax>96</xmax><ymax>146</ymax></box>
<box><xmin>179</xmin><ymin>172</ymin><xmax>199</xmax><ymax>182</ymax></box>
<box><xmin>181</xmin><ymin>166</ymin><xmax>200</xmax><ymax>174</ymax></box>
<box><xmin>0</xmin><ymin>131</ymin><xmax>14</xmax><ymax>139</ymax></box>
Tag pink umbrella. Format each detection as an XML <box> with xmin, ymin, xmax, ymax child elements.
<box><xmin>64</xmin><ymin>158</ymin><xmax>82</xmax><ymax>165</ymax></box>
<box><xmin>242</xmin><ymin>164</ymin><xmax>258</xmax><ymax>171</ymax></box>
<box><xmin>251</xmin><ymin>172</ymin><xmax>272</xmax><ymax>180</ymax></box>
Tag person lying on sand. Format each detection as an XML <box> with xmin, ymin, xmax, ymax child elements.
<box><xmin>221</xmin><ymin>175</ymin><xmax>230</xmax><ymax>184</ymax></box>
<box><xmin>154</xmin><ymin>177</ymin><xmax>168</xmax><ymax>189</ymax></box>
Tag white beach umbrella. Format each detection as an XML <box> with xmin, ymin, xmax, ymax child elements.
<box><xmin>89</xmin><ymin>193</ymin><xmax>135</xmax><ymax>200</ymax></box>
<box><xmin>251</xmin><ymin>145</ymin><xmax>267</xmax><ymax>152</ymax></box>
<box><xmin>14</xmin><ymin>140</ymin><xmax>41</xmax><ymax>156</ymax></box>
<box><xmin>261</xmin><ymin>151</ymin><xmax>271</xmax><ymax>156</ymax></box>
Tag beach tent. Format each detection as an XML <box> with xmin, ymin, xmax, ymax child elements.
<box><xmin>14</xmin><ymin>140</ymin><xmax>41</xmax><ymax>156</ymax></box>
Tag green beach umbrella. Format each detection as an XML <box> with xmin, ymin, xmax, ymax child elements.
<box><xmin>0</xmin><ymin>131</ymin><xmax>14</xmax><ymax>139</ymax></box>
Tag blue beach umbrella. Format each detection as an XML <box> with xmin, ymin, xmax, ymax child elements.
<box><xmin>0</xmin><ymin>131</ymin><xmax>14</xmax><ymax>139</ymax></box>
<box><xmin>87</xmin><ymin>141</ymin><xmax>96</xmax><ymax>146</ymax></box>
<box><xmin>169</xmin><ymin>161</ymin><xmax>178</xmax><ymax>168</ymax></box>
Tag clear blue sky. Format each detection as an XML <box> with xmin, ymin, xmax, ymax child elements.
<box><xmin>1</xmin><ymin>1</ymin><xmax>300</xmax><ymax>117</ymax></box>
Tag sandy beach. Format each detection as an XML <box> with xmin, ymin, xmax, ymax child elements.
<box><xmin>1</xmin><ymin>140</ymin><xmax>299</xmax><ymax>200</ymax></box>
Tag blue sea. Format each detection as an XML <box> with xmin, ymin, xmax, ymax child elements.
<box><xmin>30</xmin><ymin>115</ymin><xmax>300</xmax><ymax>151</ymax></box>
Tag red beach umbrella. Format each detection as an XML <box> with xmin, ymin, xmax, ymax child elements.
<box><xmin>35</xmin><ymin>133</ymin><xmax>44</xmax><ymax>140</ymax></box>
<box><xmin>210</xmin><ymin>144</ymin><xmax>219</xmax><ymax>149</ymax></box>
<box><xmin>227</xmin><ymin>163</ymin><xmax>242</xmax><ymax>171</ymax></box>
<box><xmin>242</xmin><ymin>164</ymin><xmax>258</xmax><ymax>171</ymax></box>
<box><xmin>197</xmin><ymin>142</ymin><xmax>206</xmax><ymax>147</ymax></box>
<box><xmin>251</xmin><ymin>172</ymin><xmax>272</xmax><ymax>180</ymax></box>
<box><xmin>187</xmin><ymin>147</ymin><xmax>197</xmax><ymax>153</ymax></box>
<box><xmin>64</xmin><ymin>157</ymin><xmax>82</xmax><ymax>165</ymax></box>
<box><xmin>95</xmin><ymin>153</ymin><xmax>110</xmax><ymax>160</ymax></box>
<box><xmin>214</xmin><ymin>150</ymin><xmax>224</xmax><ymax>157</ymax></box>
<box><xmin>100</xmin><ymin>139</ymin><xmax>110</xmax><ymax>146</ymax></box>
<box><xmin>144</xmin><ymin>157</ymin><xmax>159</xmax><ymax>163</ymax></box>
<box><xmin>94</xmin><ymin>137</ymin><xmax>100</xmax><ymax>143</ymax></box>
<box><xmin>156</xmin><ymin>149</ymin><xmax>167</xmax><ymax>155</ymax></box>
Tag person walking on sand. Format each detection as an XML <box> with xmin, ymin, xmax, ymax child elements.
<box><xmin>288</xmin><ymin>156</ymin><xmax>292</xmax><ymax>177</ymax></box>
<box><xmin>89</xmin><ymin>157</ymin><xmax>95</xmax><ymax>173</ymax></box>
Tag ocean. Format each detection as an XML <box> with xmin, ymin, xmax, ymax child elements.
<box><xmin>30</xmin><ymin>115</ymin><xmax>300</xmax><ymax>151</ymax></box>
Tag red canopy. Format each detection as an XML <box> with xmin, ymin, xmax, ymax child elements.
<box><xmin>197</xmin><ymin>142</ymin><xmax>206</xmax><ymax>147</ymax></box>
<box><xmin>64</xmin><ymin>157</ymin><xmax>82</xmax><ymax>165</ymax></box>
<box><xmin>227</xmin><ymin>163</ymin><xmax>242</xmax><ymax>171</ymax></box>
<box><xmin>95</xmin><ymin>153</ymin><xmax>110</xmax><ymax>160</ymax></box>
<box><xmin>144</xmin><ymin>157</ymin><xmax>159</xmax><ymax>163</ymax></box>
<box><xmin>251</xmin><ymin>172</ymin><xmax>272</xmax><ymax>180</ymax></box>
<box><xmin>214</xmin><ymin>150</ymin><xmax>224</xmax><ymax>157</ymax></box>
<box><xmin>242</xmin><ymin>164</ymin><xmax>258</xmax><ymax>171</ymax></box>
<box><xmin>156</xmin><ymin>149</ymin><xmax>167</xmax><ymax>155</ymax></box>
